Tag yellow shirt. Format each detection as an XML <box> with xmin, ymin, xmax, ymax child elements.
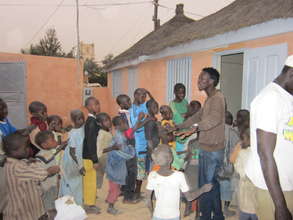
<box><xmin>161</xmin><ymin>120</ymin><xmax>176</xmax><ymax>149</ymax></box>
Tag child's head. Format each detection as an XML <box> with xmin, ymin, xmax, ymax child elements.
<box><xmin>186</xmin><ymin>100</ymin><xmax>201</xmax><ymax>118</ymax></box>
<box><xmin>159</xmin><ymin>125</ymin><xmax>174</xmax><ymax>144</ymax></box>
<box><xmin>28</xmin><ymin>101</ymin><xmax>48</xmax><ymax>121</ymax></box>
<box><xmin>112</xmin><ymin>116</ymin><xmax>129</xmax><ymax>132</ymax></box>
<box><xmin>3</xmin><ymin>133</ymin><xmax>30</xmax><ymax>159</ymax></box>
<box><xmin>160</xmin><ymin>105</ymin><xmax>173</xmax><ymax>121</ymax></box>
<box><xmin>225</xmin><ymin>111</ymin><xmax>233</xmax><ymax>126</ymax></box>
<box><xmin>174</xmin><ymin>83</ymin><xmax>186</xmax><ymax>102</ymax></box>
<box><xmin>146</xmin><ymin>99</ymin><xmax>159</xmax><ymax>116</ymax></box>
<box><xmin>0</xmin><ymin>98</ymin><xmax>8</xmax><ymax>121</ymax></box>
<box><xmin>35</xmin><ymin>130</ymin><xmax>58</xmax><ymax>150</ymax></box>
<box><xmin>240</xmin><ymin>128</ymin><xmax>250</xmax><ymax>149</ymax></box>
<box><xmin>70</xmin><ymin>110</ymin><xmax>85</xmax><ymax>128</ymax></box>
<box><xmin>47</xmin><ymin>115</ymin><xmax>63</xmax><ymax>132</ymax></box>
<box><xmin>236</xmin><ymin>109</ymin><xmax>250</xmax><ymax>128</ymax></box>
<box><xmin>85</xmin><ymin>97</ymin><xmax>100</xmax><ymax>115</ymax></box>
<box><xmin>116</xmin><ymin>94</ymin><xmax>132</xmax><ymax>110</ymax></box>
<box><xmin>134</xmin><ymin>88</ymin><xmax>147</xmax><ymax>105</ymax></box>
<box><xmin>96</xmin><ymin>112</ymin><xmax>112</xmax><ymax>131</ymax></box>
<box><xmin>152</xmin><ymin>144</ymin><xmax>173</xmax><ymax>167</ymax></box>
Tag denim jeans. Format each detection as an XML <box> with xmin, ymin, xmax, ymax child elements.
<box><xmin>198</xmin><ymin>149</ymin><xmax>224</xmax><ymax>220</ymax></box>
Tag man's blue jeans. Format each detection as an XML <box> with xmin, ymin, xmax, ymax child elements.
<box><xmin>198</xmin><ymin>149</ymin><xmax>225</xmax><ymax>220</ymax></box>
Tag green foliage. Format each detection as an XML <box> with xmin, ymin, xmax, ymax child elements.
<box><xmin>21</xmin><ymin>28</ymin><xmax>74</xmax><ymax>58</ymax></box>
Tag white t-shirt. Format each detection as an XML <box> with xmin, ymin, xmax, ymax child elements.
<box><xmin>146</xmin><ymin>171</ymin><xmax>189</xmax><ymax>219</ymax></box>
<box><xmin>245</xmin><ymin>82</ymin><xmax>293</xmax><ymax>191</ymax></box>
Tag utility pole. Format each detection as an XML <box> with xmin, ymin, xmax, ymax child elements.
<box><xmin>153</xmin><ymin>0</ymin><xmax>160</xmax><ymax>31</ymax></box>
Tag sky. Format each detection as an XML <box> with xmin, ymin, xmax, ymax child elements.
<box><xmin>0</xmin><ymin>0</ymin><xmax>235</xmax><ymax>61</ymax></box>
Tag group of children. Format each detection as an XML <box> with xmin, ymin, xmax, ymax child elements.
<box><xmin>0</xmin><ymin>81</ymin><xmax>257</xmax><ymax>220</ymax></box>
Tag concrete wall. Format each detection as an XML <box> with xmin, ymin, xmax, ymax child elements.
<box><xmin>108</xmin><ymin>32</ymin><xmax>293</xmax><ymax>107</ymax></box>
<box><xmin>0</xmin><ymin>53</ymin><xmax>113</xmax><ymax>125</ymax></box>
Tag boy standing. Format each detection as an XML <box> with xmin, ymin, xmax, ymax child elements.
<box><xmin>83</xmin><ymin>96</ymin><xmax>101</xmax><ymax>214</ymax></box>
<box><xmin>130</xmin><ymin>88</ymin><xmax>153</xmax><ymax>199</ymax></box>
<box><xmin>2</xmin><ymin>132</ymin><xmax>59</xmax><ymax>220</ymax></box>
<box><xmin>146</xmin><ymin>144</ymin><xmax>212</xmax><ymax>220</ymax></box>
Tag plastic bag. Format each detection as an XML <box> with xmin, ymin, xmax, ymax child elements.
<box><xmin>54</xmin><ymin>196</ymin><xmax>87</xmax><ymax>220</ymax></box>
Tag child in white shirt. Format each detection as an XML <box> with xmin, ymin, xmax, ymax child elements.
<box><xmin>146</xmin><ymin>144</ymin><xmax>212</xmax><ymax>220</ymax></box>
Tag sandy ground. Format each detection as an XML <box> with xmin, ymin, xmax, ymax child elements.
<box><xmin>86</xmin><ymin>180</ymin><xmax>238</xmax><ymax>220</ymax></box>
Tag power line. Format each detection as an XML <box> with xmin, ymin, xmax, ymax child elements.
<box><xmin>0</xmin><ymin>1</ymin><xmax>151</xmax><ymax>7</ymax></box>
<box><xmin>24</xmin><ymin>0</ymin><xmax>65</xmax><ymax>47</ymax></box>
<box><xmin>158</xmin><ymin>4</ymin><xmax>204</xmax><ymax>18</ymax></box>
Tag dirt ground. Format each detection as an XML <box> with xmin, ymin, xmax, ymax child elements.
<box><xmin>87</xmin><ymin>181</ymin><xmax>238</xmax><ymax>220</ymax></box>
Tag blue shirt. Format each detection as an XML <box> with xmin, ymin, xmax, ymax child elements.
<box><xmin>0</xmin><ymin>118</ymin><xmax>16</xmax><ymax>137</ymax></box>
<box><xmin>129</xmin><ymin>102</ymin><xmax>148</xmax><ymax>158</ymax></box>
<box><xmin>106</xmin><ymin>130</ymin><xmax>135</xmax><ymax>185</ymax></box>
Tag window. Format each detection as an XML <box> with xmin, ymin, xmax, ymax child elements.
<box><xmin>112</xmin><ymin>70</ymin><xmax>122</xmax><ymax>97</ymax></box>
<box><xmin>166</xmin><ymin>57</ymin><xmax>192</xmax><ymax>102</ymax></box>
<box><xmin>128</xmin><ymin>67</ymin><xmax>138</xmax><ymax>98</ymax></box>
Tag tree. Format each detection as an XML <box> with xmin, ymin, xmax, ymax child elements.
<box><xmin>21</xmin><ymin>28</ymin><xmax>74</xmax><ymax>57</ymax></box>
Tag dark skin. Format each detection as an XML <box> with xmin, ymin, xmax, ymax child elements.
<box><xmin>118</xmin><ymin>96</ymin><xmax>132</xmax><ymax>110</ymax></box>
<box><xmin>32</xmin><ymin>106</ymin><xmax>48</xmax><ymax>122</ymax></box>
<box><xmin>9</xmin><ymin>138</ymin><xmax>59</xmax><ymax>175</ymax></box>
<box><xmin>133</xmin><ymin>88</ymin><xmax>154</xmax><ymax>105</ymax></box>
<box><xmin>174</xmin><ymin>88</ymin><xmax>186</xmax><ymax>103</ymax></box>
<box><xmin>257</xmin><ymin>67</ymin><xmax>293</xmax><ymax>220</ymax></box>
<box><xmin>146</xmin><ymin>102</ymin><xmax>159</xmax><ymax>156</ymax></box>
<box><xmin>174</xmin><ymin>71</ymin><xmax>217</xmax><ymax>137</ymax></box>
<box><xmin>48</xmin><ymin>118</ymin><xmax>63</xmax><ymax>133</ymax></box>
<box><xmin>145</xmin><ymin>147</ymin><xmax>212</xmax><ymax>217</ymax></box>
<box><xmin>70</xmin><ymin>113</ymin><xmax>86</xmax><ymax>176</ymax></box>
<box><xmin>86</xmin><ymin>99</ymin><xmax>100</xmax><ymax>116</ymax></box>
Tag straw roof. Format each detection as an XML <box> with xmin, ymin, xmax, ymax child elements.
<box><xmin>110</xmin><ymin>0</ymin><xmax>293</xmax><ymax>68</ymax></box>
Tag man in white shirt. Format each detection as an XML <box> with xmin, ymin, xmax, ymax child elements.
<box><xmin>246</xmin><ymin>55</ymin><xmax>293</xmax><ymax>220</ymax></box>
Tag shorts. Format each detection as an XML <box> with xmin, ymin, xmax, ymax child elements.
<box><xmin>137</xmin><ymin>157</ymin><xmax>146</xmax><ymax>181</ymax></box>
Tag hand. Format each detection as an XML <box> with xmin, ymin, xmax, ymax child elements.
<box><xmin>201</xmin><ymin>183</ymin><xmax>213</xmax><ymax>193</ymax></box>
<box><xmin>47</xmin><ymin>165</ymin><xmax>60</xmax><ymax>175</ymax></box>
<box><xmin>79</xmin><ymin>167</ymin><xmax>86</xmax><ymax>176</ymax></box>
<box><xmin>138</xmin><ymin>112</ymin><xmax>145</xmax><ymax>121</ymax></box>
<box><xmin>93</xmin><ymin>163</ymin><xmax>99</xmax><ymax>170</ymax></box>
<box><xmin>112</xmin><ymin>145</ymin><xmax>122</xmax><ymax>151</ymax></box>
<box><xmin>275</xmin><ymin>207</ymin><xmax>293</xmax><ymax>220</ymax></box>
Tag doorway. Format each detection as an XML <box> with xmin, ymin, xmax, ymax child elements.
<box><xmin>220</xmin><ymin>53</ymin><xmax>244</xmax><ymax>118</ymax></box>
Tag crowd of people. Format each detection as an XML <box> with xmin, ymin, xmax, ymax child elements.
<box><xmin>0</xmin><ymin>56</ymin><xmax>293</xmax><ymax>220</ymax></box>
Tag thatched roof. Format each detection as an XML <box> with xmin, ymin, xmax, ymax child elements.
<box><xmin>110</xmin><ymin>0</ymin><xmax>293</xmax><ymax>68</ymax></box>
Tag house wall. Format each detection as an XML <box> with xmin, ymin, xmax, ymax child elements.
<box><xmin>0</xmin><ymin>52</ymin><xmax>113</xmax><ymax>125</ymax></box>
<box><xmin>109</xmin><ymin>32</ymin><xmax>293</xmax><ymax>108</ymax></box>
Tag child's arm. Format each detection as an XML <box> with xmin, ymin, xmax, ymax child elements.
<box><xmin>183</xmin><ymin>183</ymin><xmax>213</xmax><ymax>201</ymax></box>
<box><xmin>145</xmin><ymin>189</ymin><xmax>153</xmax><ymax>216</ymax></box>
<box><xmin>69</xmin><ymin>147</ymin><xmax>85</xmax><ymax>175</ymax></box>
<box><xmin>103</xmin><ymin>145</ymin><xmax>121</xmax><ymax>153</ymax></box>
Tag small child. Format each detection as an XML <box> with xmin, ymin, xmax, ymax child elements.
<box><xmin>185</xmin><ymin>100</ymin><xmax>202</xmax><ymax>120</ymax></box>
<box><xmin>59</xmin><ymin>110</ymin><xmax>85</xmax><ymax>206</ymax></box>
<box><xmin>29</xmin><ymin>101</ymin><xmax>48</xmax><ymax>131</ymax></box>
<box><xmin>170</xmin><ymin>83</ymin><xmax>188</xmax><ymax>125</ymax></box>
<box><xmin>146</xmin><ymin>144</ymin><xmax>212</xmax><ymax>220</ymax></box>
<box><xmin>83</xmin><ymin>96</ymin><xmax>101</xmax><ymax>214</ymax></box>
<box><xmin>104</xmin><ymin>116</ymin><xmax>136</xmax><ymax>215</ymax></box>
<box><xmin>231</xmin><ymin>128</ymin><xmax>258</xmax><ymax>220</ymax></box>
<box><xmin>35</xmin><ymin>130</ymin><xmax>65</xmax><ymax>219</ymax></box>
<box><xmin>95</xmin><ymin>112</ymin><xmax>113</xmax><ymax>189</ymax></box>
<box><xmin>0</xmin><ymin>98</ymin><xmax>16</xmax><ymax>138</ymax></box>
<box><xmin>145</xmin><ymin>99</ymin><xmax>160</xmax><ymax>157</ymax></box>
<box><xmin>47</xmin><ymin>115</ymin><xmax>68</xmax><ymax>165</ymax></box>
<box><xmin>160</xmin><ymin>105</ymin><xmax>176</xmax><ymax>149</ymax></box>
<box><xmin>3</xmin><ymin>132</ymin><xmax>60</xmax><ymax>220</ymax></box>
<box><xmin>117</xmin><ymin>94</ymin><xmax>132</xmax><ymax>125</ymax></box>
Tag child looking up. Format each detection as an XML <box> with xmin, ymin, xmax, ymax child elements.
<box><xmin>146</xmin><ymin>144</ymin><xmax>212</xmax><ymax>220</ymax></box>
<box><xmin>35</xmin><ymin>130</ymin><xmax>65</xmax><ymax>219</ymax></box>
<box><xmin>3</xmin><ymin>132</ymin><xmax>59</xmax><ymax>220</ymax></box>
<box><xmin>59</xmin><ymin>110</ymin><xmax>85</xmax><ymax>206</ymax></box>
<box><xmin>130</xmin><ymin>88</ymin><xmax>153</xmax><ymax>199</ymax></box>
<box><xmin>231</xmin><ymin>129</ymin><xmax>258</xmax><ymax>220</ymax></box>
<box><xmin>105</xmin><ymin>116</ymin><xmax>136</xmax><ymax>215</ymax></box>
<box><xmin>96</xmin><ymin>112</ymin><xmax>113</xmax><ymax>189</ymax></box>
<box><xmin>82</xmin><ymin>96</ymin><xmax>101</xmax><ymax>214</ymax></box>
